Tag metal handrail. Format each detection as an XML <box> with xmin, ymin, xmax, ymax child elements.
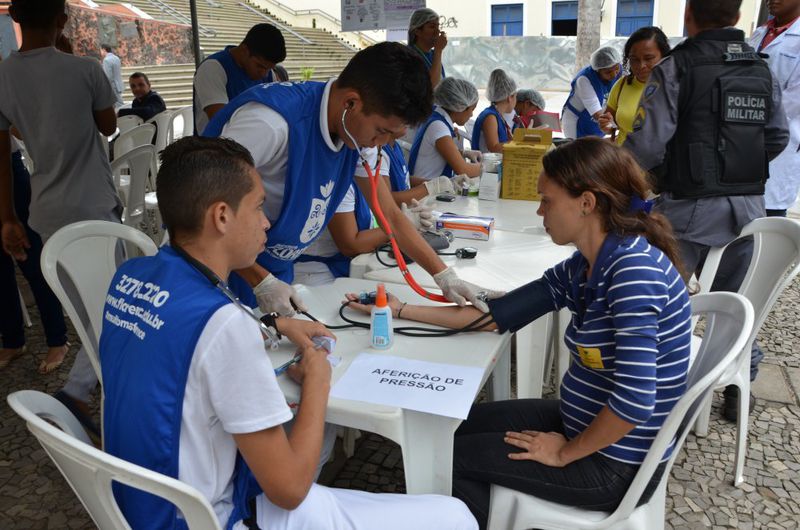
<box><xmin>237</xmin><ymin>2</ymin><xmax>313</xmax><ymax>45</ymax></box>
<box><xmin>146</xmin><ymin>0</ymin><xmax>216</xmax><ymax>37</ymax></box>
<box><xmin>247</xmin><ymin>0</ymin><xmax>377</xmax><ymax>46</ymax></box>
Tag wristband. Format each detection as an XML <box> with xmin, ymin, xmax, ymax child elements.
<box><xmin>397</xmin><ymin>302</ymin><xmax>407</xmax><ymax>319</ymax></box>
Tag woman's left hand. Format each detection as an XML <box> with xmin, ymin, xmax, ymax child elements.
<box><xmin>504</xmin><ymin>430</ymin><xmax>570</xmax><ymax>467</ymax></box>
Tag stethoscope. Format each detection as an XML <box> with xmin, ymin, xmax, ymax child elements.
<box><xmin>172</xmin><ymin>245</ymin><xmax>280</xmax><ymax>350</ymax></box>
<box><xmin>340</xmin><ymin>107</ymin><xmax>449</xmax><ymax>304</ymax></box>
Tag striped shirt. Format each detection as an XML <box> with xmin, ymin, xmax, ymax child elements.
<box><xmin>489</xmin><ymin>234</ymin><xmax>691</xmax><ymax>464</ymax></box>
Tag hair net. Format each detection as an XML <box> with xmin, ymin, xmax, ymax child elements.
<box><xmin>434</xmin><ymin>78</ymin><xmax>479</xmax><ymax>112</ymax></box>
<box><xmin>486</xmin><ymin>69</ymin><xmax>517</xmax><ymax>102</ymax></box>
<box><xmin>517</xmin><ymin>89</ymin><xmax>546</xmax><ymax>110</ymax></box>
<box><xmin>590</xmin><ymin>46</ymin><xmax>622</xmax><ymax>70</ymax></box>
<box><xmin>407</xmin><ymin>8</ymin><xmax>439</xmax><ymax>45</ymax></box>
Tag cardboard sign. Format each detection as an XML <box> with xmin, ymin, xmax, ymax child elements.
<box><xmin>330</xmin><ymin>354</ymin><xmax>485</xmax><ymax>419</ymax></box>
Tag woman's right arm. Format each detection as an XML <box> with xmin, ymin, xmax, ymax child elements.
<box><xmin>481</xmin><ymin>114</ymin><xmax>504</xmax><ymax>153</ymax></box>
<box><xmin>434</xmin><ymin>136</ymin><xmax>482</xmax><ymax>177</ymax></box>
<box><xmin>344</xmin><ymin>293</ymin><xmax>496</xmax><ymax>331</ymax></box>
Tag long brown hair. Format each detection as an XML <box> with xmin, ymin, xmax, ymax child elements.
<box><xmin>542</xmin><ymin>138</ymin><xmax>687</xmax><ymax>278</ymax></box>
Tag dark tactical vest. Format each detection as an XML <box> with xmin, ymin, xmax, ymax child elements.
<box><xmin>658</xmin><ymin>28</ymin><xmax>774</xmax><ymax>199</ymax></box>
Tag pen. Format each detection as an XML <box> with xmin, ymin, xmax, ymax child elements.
<box><xmin>274</xmin><ymin>355</ymin><xmax>301</xmax><ymax>376</ymax></box>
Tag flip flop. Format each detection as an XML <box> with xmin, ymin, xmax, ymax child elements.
<box><xmin>0</xmin><ymin>346</ymin><xmax>26</xmax><ymax>369</ymax></box>
<box><xmin>38</xmin><ymin>343</ymin><xmax>69</xmax><ymax>375</ymax></box>
<box><xmin>53</xmin><ymin>391</ymin><xmax>101</xmax><ymax>446</ymax></box>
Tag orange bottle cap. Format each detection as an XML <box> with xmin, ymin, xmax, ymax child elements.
<box><xmin>375</xmin><ymin>283</ymin><xmax>387</xmax><ymax>307</ymax></box>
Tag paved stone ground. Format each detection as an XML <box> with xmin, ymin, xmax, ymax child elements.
<box><xmin>2</xmin><ymin>274</ymin><xmax>800</xmax><ymax>529</ymax></box>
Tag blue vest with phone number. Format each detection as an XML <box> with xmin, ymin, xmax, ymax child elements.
<box><xmin>204</xmin><ymin>81</ymin><xmax>360</xmax><ymax>305</ymax></box>
<box><xmin>100</xmin><ymin>246</ymin><xmax>261</xmax><ymax>530</ymax></box>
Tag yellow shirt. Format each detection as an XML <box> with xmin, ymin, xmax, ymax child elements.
<box><xmin>607</xmin><ymin>76</ymin><xmax>645</xmax><ymax>146</ymax></box>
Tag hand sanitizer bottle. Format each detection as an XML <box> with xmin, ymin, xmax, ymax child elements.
<box><xmin>370</xmin><ymin>283</ymin><xmax>393</xmax><ymax>350</ymax></box>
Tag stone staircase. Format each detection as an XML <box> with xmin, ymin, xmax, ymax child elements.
<box><xmin>94</xmin><ymin>0</ymin><xmax>357</xmax><ymax>108</ymax></box>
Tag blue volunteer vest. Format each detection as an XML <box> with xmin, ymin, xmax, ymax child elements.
<box><xmin>410</xmin><ymin>44</ymin><xmax>446</xmax><ymax>80</ymax></box>
<box><xmin>471</xmin><ymin>105</ymin><xmax>511</xmax><ymax>151</ymax></box>
<box><xmin>193</xmin><ymin>46</ymin><xmax>274</xmax><ymax>134</ymax></box>
<box><xmin>296</xmin><ymin>184</ymin><xmax>373</xmax><ymax>278</ymax></box>
<box><xmin>562</xmin><ymin>65</ymin><xmax>619</xmax><ymax>138</ymax></box>
<box><xmin>382</xmin><ymin>142</ymin><xmax>411</xmax><ymax>192</ymax></box>
<box><xmin>408</xmin><ymin>107</ymin><xmax>455</xmax><ymax>177</ymax></box>
<box><xmin>100</xmin><ymin>246</ymin><xmax>260</xmax><ymax>530</ymax></box>
<box><xmin>204</xmin><ymin>81</ymin><xmax>360</xmax><ymax>305</ymax></box>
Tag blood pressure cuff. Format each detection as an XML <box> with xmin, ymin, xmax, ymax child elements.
<box><xmin>487</xmin><ymin>277</ymin><xmax>557</xmax><ymax>334</ymax></box>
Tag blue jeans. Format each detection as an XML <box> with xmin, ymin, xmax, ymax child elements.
<box><xmin>0</xmin><ymin>151</ymin><xmax>67</xmax><ymax>349</ymax></box>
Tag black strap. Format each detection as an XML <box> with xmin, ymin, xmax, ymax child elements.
<box><xmin>242</xmin><ymin>496</ymin><xmax>260</xmax><ymax>530</ymax></box>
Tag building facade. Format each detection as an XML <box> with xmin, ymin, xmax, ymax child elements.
<box><xmin>427</xmin><ymin>0</ymin><xmax>763</xmax><ymax>39</ymax></box>
<box><xmin>284</xmin><ymin>0</ymin><xmax>764</xmax><ymax>40</ymax></box>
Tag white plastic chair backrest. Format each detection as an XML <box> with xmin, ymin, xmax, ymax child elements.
<box><xmin>695</xmin><ymin>218</ymin><xmax>800</xmax><ymax>368</ymax></box>
<box><xmin>7</xmin><ymin>390</ymin><xmax>221</xmax><ymax>530</ymax></box>
<box><xmin>147</xmin><ymin>110</ymin><xmax>174</xmax><ymax>155</ymax></box>
<box><xmin>111</xmin><ymin>144</ymin><xmax>155</xmax><ymax>231</ymax></box>
<box><xmin>16</xmin><ymin>140</ymin><xmax>34</xmax><ymax>173</ymax></box>
<box><xmin>113</xmin><ymin>123</ymin><xmax>155</xmax><ymax>161</ymax></box>
<box><xmin>40</xmin><ymin>221</ymin><xmax>158</xmax><ymax>381</ymax></box>
<box><xmin>117</xmin><ymin>114</ymin><xmax>144</xmax><ymax>135</ymax></box>
<box><xmin>167</xmin><ymin>105</ymin><xmax>194</xmax><ymax>144</ymax></box>
<box><xmin>594</xmin><ymin>292</ymin><xmax>753</xmax><ymax>526</ymax></box>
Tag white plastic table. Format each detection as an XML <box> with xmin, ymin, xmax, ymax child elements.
<box><xmin>353</xmin><ymin>231</ymin><xmax>574</xmax><ymax>399</ymax></box>
<box><xmin>270</xmin><ymin>278</ymin><xmax>512</xmax><ymax>496</ymax></box>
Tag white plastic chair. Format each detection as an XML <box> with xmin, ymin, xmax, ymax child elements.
<box><xmin>112</xmin><ymin>144</ymin><xmax>156</xmax><ymax>233</ymax></box>
<box><xmin>7</xmin><ymin>390</ymin><xmax>221</xmax><ymax>530</ymax></box>
<box><xmin>146</xmin><ymin>110</ymin><xmax>174</xmax><ymax>157</ymax></box>
<box><xmin>167</xmin><ymin>105</ymin><xmax>194</xmax><ymax>144</ymax></box>
<box><xmin>18</xmin><ymin>286</ymin><xmax>32</xmax><ymax>327</ymax></box>
<box><xmin>116</xmin><ymin>114</ymin><xmax>143</xmax><ymax>135</ymax></box>
<box><xmin>691</xmin><ymin>217</ymin><xmax>800</xmax><ymax>486</ymax></box>
<box><xmin>487</xmin><ymin>292</ymin><xmax>754</xmax><ymax>530</ymax></box>
<box><xmin>113</xmin><ymin>123</ymin><xmax>156</xmax><ymax>162</ymax></box>
<box><xmin>40</xmin><ymin>221</ymin><xmax>158</xmax><ymax>381</ymax></box>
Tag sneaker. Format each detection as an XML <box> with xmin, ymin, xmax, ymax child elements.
<box><xmin>722</xmin><ymin>385</ymin><xmax>756</xmax><ymax>422</ymax></box>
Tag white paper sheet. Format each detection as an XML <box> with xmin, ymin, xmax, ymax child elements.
<box><xmin>330</xmin><ymin>353</ymin><xmax>485</xmax><ymax>419</ymax></box>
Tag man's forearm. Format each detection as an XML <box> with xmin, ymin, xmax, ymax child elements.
<box><xmin>236</xmin><ymin>261</ymin><xmax>269</xmax><ymax>287</ymax></box>
<box><xmin>288</xmin><ymin>379</ymin><xmax>330</xmax><ymax>486</ymax></box>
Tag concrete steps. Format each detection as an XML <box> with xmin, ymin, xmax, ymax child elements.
<box><xmin>96</xmin><ymin>0</ymin><xmax>357</xmax><ymax>108</ymax></box>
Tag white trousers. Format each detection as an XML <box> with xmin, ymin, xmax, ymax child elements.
<box><xmin>238</xmin><ymin>483</ymin><xmax>477</xmax><ymax>530</ymax></box>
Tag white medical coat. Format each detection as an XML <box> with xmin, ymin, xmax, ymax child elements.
<box><xmin>750</xmin><ymin>18</ymin><xmax>800</xmax><ymax>210</ymax></box>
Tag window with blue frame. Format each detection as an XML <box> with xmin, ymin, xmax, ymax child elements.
<box><xmin>552</xmin><ymin>0</ymin><xmax>578</xmax><ymax>36</ymax></box>
<box><xmin>491</xmin><ymin>4</ymin><xmax>524</xmax><ymax>36</ymax></box>
<box><xmin>616</xmin><ymin>0</ymin><xmax>654</xmax><ymax>36</ymax></box>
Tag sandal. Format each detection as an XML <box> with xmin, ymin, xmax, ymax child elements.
<box><xmin>38</xmin><ymin>343</ymin><xmax>69</xmax><ymax>375</ymax></box>
<box><xmin>0</xmin><ymin>346</ymin><xmax>26</xmax><ymax>369</ymax></box>
<box><xmin>54</xmin><ymin>391</ymin><xmax>101</xmax><ymax>446</ymax></box>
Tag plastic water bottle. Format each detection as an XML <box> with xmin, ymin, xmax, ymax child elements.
<box><xmin>370</xmin><ymin>283</ymin><xmax>393</xmax><ymax>350</ymax></box>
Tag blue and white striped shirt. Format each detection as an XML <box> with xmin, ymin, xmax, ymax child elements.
<box><xmin>489</xmin><ymin>234</ymin><xmax>691</xmax><ymax>464</ymax></box>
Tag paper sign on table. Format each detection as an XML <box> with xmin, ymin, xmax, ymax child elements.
<box><xmin>330</xmin><ymin>353</ymin><xmax>484</xmax><ymax>419</ymax></box>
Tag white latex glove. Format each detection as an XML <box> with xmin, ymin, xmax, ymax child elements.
<box><xmin>423</xmin><ymin>175</ymin><xmax>456</xmax><ymax>196</ymax></box>
<box><xmin>464</xmin><ymin>149</ymin><xmax>482</xmax><ymax>163</ymax></box>
<box><xmin>451</xmin><ymin>174</ymin><xmax>471</xmax><ymax>189</ymax></box>
<box><xmin>433</xmin><ymin>267</ymin><xmax>506</xmax><ymax>313</ymax></box>
<box><xmin>253</xmin><ymin>274</ymin><xmax>307</xmax><ymax>317</ymax></box>
<box><xmin>401</xmin><ymin>198</ymin><xmax>435</xmax><ymax>230</ymax></box>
